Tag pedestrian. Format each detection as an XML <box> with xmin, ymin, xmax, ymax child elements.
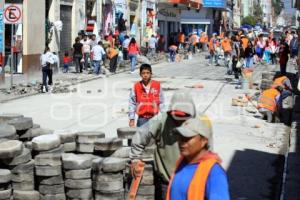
<box><xmin>148</xmin><ymin>34</ymin><xmax>157</xmax><ymax>57</ymax></box>
<box><xmin>157</xmin><ymin>35</ymin><xmax>165</xmax><ymax>53</ymax></box>
<box><xmin>106</xmin><ymin>44</ymin><xmax>119</xmax><ymax>74</ymax></box>
<box><xmin>169</xmin><ymin>45</ymin><xmax>177</xmax><ymax>62</ymax></box>
<box><xmin>189</xmin><ymin>33</ymin><xmax>198</xmax><ymax>54</ymax></box>
<box><xmin>130</xmin><ymin>92</ymin><xmax>197</xmax><ymax>200</ymax></box>
<box><xmin>279</xmin><ymin>40</ymin><xmax>290</xmax><ymax>75</ymax></box>
<box><xmin>73</xmin><ymin>37</ymin><xmax>84</xmax><ymax>73</ymax></box>
<box><xmin>244</xmin><ymin>40</ymin><xmax>254</xmax><ymax>68</ymax></box>
<box><xmin>128</xmin><ymin>64</ymin><xmax>164</xmax><ymax>127</ymax></box>
<box><xmin>122</xmin><ymin>35</ymin><xmax>130</xmax><ymax>60</ymax></box>
<box><xmin>166</xmin><ymin>116</ymin><xmax>230</xmax><ymax>200</ymax></box>
<box><xmin>221</xmin><ymin>34</ymin><xmax>232</xmax><ymax>73</ymax></box>
<box><xmin>91</xmin><ymin>41</ymin><xmax>106</xmax><ymax>75</ymax></box>
<box><xmin>255</xmin><ymin>34</ymin><xmax>265</xmax><ymax>63</ymax></box>
<box><xmin>63</xmin><ymin>51</ymin><xmax>72</xmax><ymax>73</ymax></box>
<box><xmin>264</xmin><ymin>40</ymin><xmax>271</xmax><ymax>64</ymax></box>
<box><xmin>128</xmin><ymin>38</ymin><xmax>140</xmax><ymax>73</ymax></box>
<box><xmin>178</xmin><ymin>32</ymin><xmax>185</xmax><ymax>49</ymax></box>
<box><xmin>40</xmin><ymin>47</ymin><xmax>55</xmax><ymax>93</ymax></box>
<box><xmin>231</xmin><ymin>35</ymin><xmax>241</xmax><ymax>79</ymax></box>
<box><xmin>199</xmin><ymin>32</ymin><xmax>208</xmax><ymax>51</ymax></box>
<box><xmin>290</xmin><ymin>31</ymin><xmax>299</xmax><ymax>63</ymax></box>
<box><xmin>270</xmin><ymin>38</ymin><xmax>278</xmax><ymax>65</ymax></box>
<box><xmin>81</xmin><ymin>35</ymin><xmax>91</xmax><ymax>70</ymax></box>
<box><xmin>90</xmin><ymin>34</ymin><xmax>98</xmax><ymax>48</ymax></box>
<box><xmin>208</xmin><ymin>33</ymin><xmax>219</xmax><ymax>66</ymax></box>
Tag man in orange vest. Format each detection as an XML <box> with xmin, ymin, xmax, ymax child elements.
<box><xmin>129</xmin><ymin>64</ymin><xmax>165</xmax><ymax>127</ymax></box>
<box><xmin>221</xmin><ymin>33</ymin><xmax>232</xmax><ymax>71</ymax></box>
<box><xmin>272</xmin><ymin>74</ymin><xmax>292</xmax><ymax>91</ymax></box>
<box><xmin>166</xmin><ymin>116</ymin><xmax>230</xmax><ymax>200</ymax></box>
<box><xmin>258</xmin><ymin>87</ymin><xmax>282</xmax><ymax>123</ymax></box>
<box><xmin>106</xmin><ymin>44</ymin><xmax>119</xmax><ymax>73</ymax></box>
<box><xmin>189</xmin><ymin>33</ymin><xmax>198</xmax><ymax>54</ymax></box>
<box><xmin>199</xmin><ymin>32</ymin><xmax>208</xmax><ymax>51</ymax></box>
<box><xmin>208</xmin><ymin>33</ymin><xmax>219</xmax><ymax>66</ymax></box>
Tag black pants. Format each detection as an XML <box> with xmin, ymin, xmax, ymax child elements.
<box><xmin>74</xmin><ymin>56</ymin><xmax>83</xmax><ymax>73</ymax></box>
<box><xmin>232</xmin><ymin>56</ymin><xmax>240</xmax><ymax>79</ymax></box>
<box><xmin>109</xmin><ymin>55</ymin><xmax>118</xmax><ymax>73</ymax></box>
<box><xmin>280</xmin><ymin>63</ymin><xmax>287</xmax><ymax>75</ymax></box>
<box><xmin>48</xmin><ymin>68</ymin><xmax>53</xmax><ymax>85</ymax></box>
<box><xmin>123</xmin><ymin>48</ymin><xmax>128</xmax><ymax>60</ymax></box>
<box><xmin>155</xmin><ymin>175</ymin><xmax>169</xmax><ymax>200</ymax></box>
<box><xmin>270</xmin><ymin>53</ymin><xmax>277</xmax><ymax>65</ymax></box>
<box><xmin>42</xmin><ymin>66</ymin><xmax>51</xmax><ymax>89</ymax></box>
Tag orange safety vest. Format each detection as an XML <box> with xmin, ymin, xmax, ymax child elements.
<box><xmin>190</xmin><ymin>35</ymin><xmax>198</xmax><ymax>45</ymax></box>
<box><xmin>179</xmin><ymin>34</ymin><xmax>185</xmax><ymax>43</ymax></box>
<box><xmin>272</xmin><ymin>76</ymin><xmax>288</xmax><ymax>89</ymax></box>
<box><xmin>221</xmin><ymin>39</ymin><xmax>232</xmax><ymax>53</ymax></box>
<box><xmin>107</xmin><ymin>48</ymin><xmax>118</xmax><ymax>59</ymax></box>
<box><xmin>258</xmin><ymin>88</ymin><xmax>280</xmax><ymax>112</ymax></box>
<box><xmin>166</xmin><ymin>152</ymin><xmax>221</xmax><ymax>200</ymax></box>
<box><xmin>241</xmin><ymin>38</ymin><xmax>249</xmax><ymax>49</ymax></box>
<box><xmin>134</xmin><ymin>80</ymin><xmax>160</xmax><ymax>118</ymax></box>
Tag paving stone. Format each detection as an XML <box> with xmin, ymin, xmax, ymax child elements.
<box><xmin>35</xmin><ymin>165</ymin><xmax>62</xmax><ymax>176</ymax></box>
<box><xmin>137</xmin><ymin>185</ymin><xmax>155</xmax><ymax>195</ymax></box>
<box><xmin>11</xmin><ymin>171</ymin><xmax>34</xmax><ymax>182</ymax></box>
<box><xmin>102</xmin><ymin>157</ymin><xmax>126</xmax><ymax>172</ymax></box>
<box><xmin>0</xmin><ymin>113</ymin><xmax>23</xmax><ymax>124</ymax></box>
<box><xmin>63</xmin><ymin>142</ymin><xmax>76</xmax><ymax>152</ymax></box>
<box><xmin>13</xmin><ymin>190</ymin><xmax>40</xmax><ymax>200</ymax></box>
<box><xmin>54</xmin><ymin>130</ymin><xmax>76</xmax><ymax>143</ymax></box>
<box><xmin>3</xmin><ymin>148</ymin><xmax>31</xmax><ymax>165</ymax></box>
<box><xmin>32</xmin><ymin>134</ymin><xmax>61</xmax><ymax>151</ymax></box>
<box><xmin>94</xmin><ymin>138</ymin><xmax>122</xmax><ymax>151</ymax></box>
<box><xmin>93</xmin><ymin>172</ymin><xmax>123</xmax><ymax>182</ymax></box>
<box><xmin>0</xmin><ymin>182</ymin><xmax>11</xmax><ymax>191</ymax></box>
<box><xmin>12</xmin><ymin>181</ymin><xmax>34</xmax><ymax>191</ymax></box>
<box><xmin>0</xmin><ymin>124</ymin><xmax>16</xmax><ymax>139</ymax></box>
<box><xmin>7</xmin><ymin>117</ymin><xmax>33</xmax><ymax>131</ymax></box>
<box><xmin>66</xmin><ymin>189</ymin><xmax>92</xmax><ymax>199</ymax></box>
<box><xmin>34</xmin><ymin>153</ymin><xmax>61</xmax><ymax>166</ymax></box>
<box><xmin>20</xmin><ymin>128</ymin><xmax>53</xmax><ymax>140</ymax></box>
<box><xmin>9</xmin><ymin>159</ymin><xmax>35</xmax><ymax>173</ymax></box>
<box><xmin>110</xmin><ymin>146</ymin><xmax>130</xmax><ymax>158</ymax></box>
<box><xmin>117</xmin><ymin>127</ymin><xmax>137</xmax><ymax>139</ymax></box>
<box><xmin>76</xmin><ymin>143</ymin><xmax>94</xmax><ymax>153</ymax></box>
<box><xmin>39</xmin><ymin>184</ymin><xmax>65</xmax><ymax>195</ymax></box>
<box><xmin>65</xmin><ymin>168</ymin><xmax>91</xmax><ymax>179</ymax></box>
<box><xmin>91</xmin><ymin>157</ymin><xmax>105</xmax><ymax>172</ymax></box>
<box><xmin>39</xmin><ymin>144</ymin><xmax>64</xmax><ymax>154</ymax></box>
<box><xmin>38</xmin><ymin>175</ymin><xmax>64</xmax><ymax>185</ymax></box>
<box><xmin>93</xmin><ymin>175</ymin><xmax>123</xmax><ymax>191</ymax></box>
<box><xmin>62</xmin><ymin>153</ymin><xmax>93</xmax><ymax>170</ymax></box>
<box><xmin>0</xmin><ymin>189</ymin><xmax>11</xmax><ymax>200</ymax></box>
<box><xmin>24</xmin><ymin>141</ymin><xmax>32</xmax><ymax>150</ymax></box>
<box><xmin>64</xmin><ymin>179</ymin><xmax>92</xmax><ymax>189</ymax></box>
<box><xmin>40</xmin><ymin>193</ymin><xmax>66</xmax><ymax>200</ymax></box>
<box><xmin>76</xmin><ymin>131</ymin><xmax>105</xmax><ymax>144</ymax></box>
<box><xmin>32</xmin><ymin>124</ymin><xmax>40</xmax><ymax>129</ymax></box>
<box><xmin>0</xmin><ymin>169</ymin><xmax>11</xmax><ymax>184</ymax></box>
<box><xmin>95</xmin><ymin>189</ymin><xmax>125</xmax><ymax>200</ymax></box>
<box><xmin>0</xmin><ymin>140</ymin><xmax>23</xmax><ymax>158</ymax></box>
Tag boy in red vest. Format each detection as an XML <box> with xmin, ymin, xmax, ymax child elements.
<box><xmin>128</xmin><ymin>64</ymin><xmax>164</xmax><ymax>127</ymax></box>
<box><xmin>167</xmin><ymin>116</ymin><xmax>229</xmax><ymax>200</ymax></box>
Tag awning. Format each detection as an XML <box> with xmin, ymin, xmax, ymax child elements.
<box><xmin>181</xmin><ymin>19</ymin><xmax>210</xmax><ymax>24</ymax></box>
<box><xmin>168</xmin><ymin>0</ymin><xmax>203</xmax><ymax>9</ymax></box>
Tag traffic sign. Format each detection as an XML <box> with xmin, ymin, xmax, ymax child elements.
<box><xmin>4</xmin><ymin>4</ymin><xmax>22</xmax><ymax>24</ymax></box>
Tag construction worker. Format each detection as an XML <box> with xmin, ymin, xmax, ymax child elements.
<box><xmin>257</xmin><ymin>87</ymin><xmax>282</xmax><ymax>123</ymax></box>
<box><xmin>208</xmin><ymin>33</ymin><xmax>219</xmax><ymax>66</ymax></box>
<box><xmin>178</xmin><ymin>32</ymin><xmax>185</xmax><ymax>49</ymax></box>
<box><xmin>166</xmin><ymin>117</ymin><xmax>230</xmax><ymax>200</ymax></box>
<box><xmin>128</xmin><ymin>64</ymin><xmax>164</xmax><ymax>127</ymax></box>
<box><xmin>106</xmin><ymin>44</ymin><xmax>119</xmax><ymax>73</ymax></box>
<box><xmin>199</xmin><ymin>32</ymin><xmax>208</xmax><ymax>51</ymax></box>
<box><xmin>221</xmin><ymin>34</ymin><xmax>232</xmax><ymax>73</ymax></box>
<box><xmin>272</xmin><ymin>74</ymin><xmax>293</xmax><ymax>91</ymax></box>
<box><xmin>130</xmin><ymin>92</ymin><xmax>197</xmax><ymax>200</ymax></box>
<box><xmin>189</xmin><ymin>33</ymin><xmax>198</xmax><ymax>54</ymax></box>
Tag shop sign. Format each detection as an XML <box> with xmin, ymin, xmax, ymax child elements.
<box><xmin>158</xmin><ymin>9</ymin><xmax>177</xmax><ymax>18</ymax></box>
<box><xmin>203</xmin><ymin>0</ymin><xmax>226</xmax><ymax>8</ymax></box>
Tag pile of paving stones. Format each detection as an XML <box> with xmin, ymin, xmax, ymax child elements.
<box><xmin>260</xmin><ymin>72</ymin><xmax>275</xmax><ymax>90</ymax></box>
<box><xmin>0</xmin><ymin>113</ymin><xmax>156</xmax><ymax>200</ymax></box>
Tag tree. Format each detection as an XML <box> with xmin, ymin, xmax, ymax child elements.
<box><xmin>253</xmin><ymin>2</ymin><xmax>263</xmax><ymax>24</ymax></box>
<box><xmin>242</xmin><ymin>16</ymin><xmax>256</xmax><ymax>26</ymax></box>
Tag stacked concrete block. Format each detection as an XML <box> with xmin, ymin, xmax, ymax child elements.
<box><xmin>7</xmin><ymin>117</ymin><xmax>34</xmax><ymax>138</ymax></box>
<box><xmin>62</xmin><ymin>153</ymin><xmax>93</xmax><ymax>200</ymax></box>
<box><xmin>93</xmin><ymin>157</ymin><xmax>126</xmax><ymax>200</ymax></box>
<box><xmin>117</xmin><ymin>127</ymin><xmax>137</xmax><ymax>146</ymax></box>
<box><xmin>54</xmin><ymin>130</ymin><xmax>77</xmax><ymax>153</ymax></box>
<box><xmin>260</xmin><ymin>72</ymin><xmax>275</xmax><ymax>90</ymax></box>
<box><xmin>0</xmin><ymin>169</ymin><xmax>12</xmax><ymax>200</ymax></box>
<box><xmin>94</xmin><ymin>138</ymin><xmax>123</xmax><ymax>157</ymax></box>
<box><xmin>20</xmin><ymin>128</ymin><xmax>53</xmax><ymax>142</ymax></box>
<box><xmin>35</xmin><ymin>153</ymin><xmax>65</xmax><ymax>200</ymax></box>
<box><xmin>0</xmin><ymin>113</ymin><xmax>24</xmax><ymax>124</ymax></box>
<box><xmin>0</xmin><ymin>124</ymin><xmax>17</xmax><ymax>140</ymax></box>
<box><xmin>32</xmin><ymin>134</ymin><xmax>63</xmax><ymax>155</ymax></box>
<box><xmin>76</xmin><ymin>131</ymin><xmax>105</xmax><ymax>153</ymax></box>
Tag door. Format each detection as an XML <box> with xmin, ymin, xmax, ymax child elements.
<box><xmin>60</xmin><ymin>5</ymin><xmax>72</xmax><ymax>66</ymax></box>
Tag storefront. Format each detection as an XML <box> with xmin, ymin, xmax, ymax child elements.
<box><xmin>102</xmin><ymin>0</ymin><xmax>113</xmax><ymax>36</ymax></box>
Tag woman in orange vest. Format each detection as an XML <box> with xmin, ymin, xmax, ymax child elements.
<box><xmin>258</xmin><ymin>87</ymin><xmax>282</xmax><ymax>123</ymax></box>
<box><xmin>166</xmin><ymin>117</ymin><xmax>229</xmax><ymax>200</ymax></box>
<box><xmin>106</xmin><ymin>44</ymin><xmax>119</xmax><ymax>73</ymax></box>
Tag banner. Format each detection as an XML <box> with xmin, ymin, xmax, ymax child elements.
<box><xmin>203</xmin><ymin>0</ymin><xmax>225</xmax><ymax>8</ymax></box>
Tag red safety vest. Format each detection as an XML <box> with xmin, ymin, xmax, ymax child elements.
<box><xmin>166</xmin><ymin>152</ymin><xmax>221</xmax><ymax>200</ymax></box>
<box><xmin>258</xmin><ymin>88</ymin><xmax>280</xmax><ymax>112</ymax></box>
<box><xmin>134</xmin><ymin>80</ymin><xmax>160</xmax><ymax>118</ymax></box>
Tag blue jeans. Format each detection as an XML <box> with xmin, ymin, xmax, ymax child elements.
<box><xmin>137</xmin><ymin>117</ymin><xmax>150</xmax><ymax>127</ymax></box>
<box><xmin>129</xmin><ymin>54</ymin><xmax>137</xmax><ymax>72</ymax></box>
<box><xmin>209</xmin><ymin>52</ymin><xmax>218</xmax><ymax>65</ymax></box>
<box><xmin>169</xmin><ymin>50</ymin><xmax>176</xmax><ymax>62</ymax></box>
<box><xmin>93</xmin><ymin>60</ymin><xmax>101</xmax><ymax>75</ymax></box>
<box><xmin>63</xmin><ymin>64</ymin><xmax>69</xmax><ymax>73</ymax></box>
<box><xmin>245</xmin><ymin>57</ymin><xmax>253</xmax><ymax>68</ymax></box>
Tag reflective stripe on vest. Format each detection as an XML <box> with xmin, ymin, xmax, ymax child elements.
<box><xmin>272</xmin><ymin>76</ymin><xmax>288</xmax><ymax>89</ymax></box>
<box><xmin>258</xmin><ymin>89</ymin><xmax>279</xmax><ymax>112</ymax></box>
<box><xmin>166</xmin><ymin>154</ymin><xmax>220</xmax><ymax>200</ymax></box>
<box><xmin>134</xmin><ymin>80</ymin><xmax>160</xmax><ymax>118</ymax></box>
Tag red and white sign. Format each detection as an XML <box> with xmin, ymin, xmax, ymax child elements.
<box><xmin>4</xmin><ymin>4</ymin><xmax>22</xmax><ymax>24</ymax></box>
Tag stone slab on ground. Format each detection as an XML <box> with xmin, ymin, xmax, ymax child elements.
<box><xmin>0</xmin><ymin>189</ymin><xmax>12</xmax><ymax>200</ymax></box>
<box><xmin>39</xmin><ymin>184</ymin><xmax>65</xmax><ymax>195</ymax></box>
<box><xmin>54</xmin><ymin>130</ymin><xmax>76</xmax><ymax>143</ymax></box>
<box><xmin>34</xmin><ymin>153</ymin><xmax>61</xmax><ymax>166</ymax></box>
<box><xmin>94</xmin><ymin>138</ymin><xmax>122</xmax><ymax>151</ymax></box>
<box><xmin>76</xmin><ymin>143</ymin><xmax>94</xmax><ymax>153</ymax></box>
<box><xmin>62</xmin><ymin>153</ymin><xmax>93</xmax><ymax>170</ymax></box>
<box><xmin>32</xmin><ymin>134</ymin><xmax>61</xmax><ymax>151</ymax></box>
<box><xmin>12</xmin><ymin>181</ymin><xmax>34</xmax><ymax>191</ymax></box>
<box><xmin>117</xmin><ymin>127</ymin><xmax>137</xmax><ymax>139</ymax></box>
<box><xmin>0</xmin><ymin>140</ymin><xmax>23</xmax><ymax>158</ymax></box>
<box><xmin>7</xmin><ymin>117</ymin><xmax>33</xmax><ymax>131</ymax></box>
<box><xmin>76</xmin><ymin>131</ymin><xmax>105</xmax><ymax>144</ymax></box>
<box><xmin>64</xmin><ymin>179</ymin><xmax>92</xmax><ymax>189</ymax></box>
<box><xmin>0</xmin><ymin>113</ymin><xmax>23</xmax><ymax>124</ymax></box>
<box><xmin>38</xmin><ymin>175</ymin><xmax>64</xmax><ymax>185</ymax></box>
<box><xmin>9</xmin><ymin>159</ymin><xmax>35</xmax><ymax>174</ymax></box>
<box><xmin>63</xmin><ymin>142</ymin><xmax>76</xmax><ymax>152</ymax></box>
<box><xmin>0</xmin><ymin>169</ymin><xmax>11</xmax><ymax>184</ymax></box>
<box><xmin>40</xmin><ymin>193</ymin><xmax>66</xmax><ymax>200</ymax></box>
<box><xmin>3</xmin><ymin>147</ymin><xmax>31</xmax><ymax>165</ymax></box>
<box><xmin>66</xmin><ymin>188</ymin><xmax>92</xmax><ymax>199</ymax></box>
<box><xmin>0</xmin><ymin>124</ymin><xmax>16</xmax><ymax>139</ymax></box>
<box><xmin>101</xmin><ymin>157</ymin><xmax>126</xmax><ymax>172</ymax></box>
<box><xmin>93</xmin><ymin>177</ymin><xmax>123</xmax><ymax>192</ymax></box>
<box><xmin>64</xmin><ymin>168</ymin><xmax>91</xmax><ymax>179</ymax></box>
<box><xmin>95</xmin><ymin>189</ymin><xmax>124</xmax><ymax>200</ymax></box>
<box><xmin>38</xmin><ymin>144</ymin><xmax>64</xmax><ymax>154</ymax></box>
<box><xmin>11</xmin><ymin>171</ymin><xmax>34</xmax><ymax>182</ymax></box>
<box><xmin>13</xmin><ymin>190</ymin><xmax>40</xmax><ymax>200</ymax></box>
<box><xmin>35</xmin><ymin>165</ymin><xmax>62</xmax><ymax>176</ymax></box>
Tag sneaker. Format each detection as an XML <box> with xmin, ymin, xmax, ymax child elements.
<box><xmin>42</xmin><ymin>86</ymin><xmax>47</xmax><ymax>93</ymax></box>
<box><xmin>130</xmin><ymin>71</ymin><xmax>134</xmax><ymax>74</ymax></box>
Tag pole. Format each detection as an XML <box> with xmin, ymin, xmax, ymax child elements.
<box><xmin>10</xmin><ymin>24</ymin><xmax>13</xmax><ymax>89</ymax></box>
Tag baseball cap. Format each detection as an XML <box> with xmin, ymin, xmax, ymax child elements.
<box><xmin>175</xmin><ymin>115</ymin><xmax>213</xmax><ymax>149</ymax></box>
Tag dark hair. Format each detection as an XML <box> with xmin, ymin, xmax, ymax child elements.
<box><xmin>125</xmin><ymin>35</ymin><xmax>129</xmax><ymax>39</ymax></box>
<box><xmin>291</xmin><ymin>31</ymin><xmax>296</xmax><ymax>34</ymax></box>
<box><xmin>231</xmin><ymin>35</ymin><xmax>236</xmax><ymax>42</ymax></box>
<box><xmin>75</xmin><ymin>37</ymin><xmax>80</xmax><ymax>43</ymax></box>
<box><xmin>98</xmin><ymin>41</ymin><xmax>103</xmax><ymax>46</ymax></box>
<box><xmin>104</xmin><ymin>35</ymin><xmax>108</xmax><ymax>40</ymax></box>
<box><xmin>44</xmin><ymin>46</ymin><xmax>50</xmax><ymax>54</ymax></box>
<box><xmin>140</xmin><ymin>63</ymin><xmax>152</xmax><ymax>74</ymax></box>
<box><xmin>64</xmin><ymin>51</ymin><xmax>69</xmax><ymax>56</ymax></box>
<box><xmin>129</xmin><ymin>38</ymin><xmax>136</xmax><ymax>45</ymax></box>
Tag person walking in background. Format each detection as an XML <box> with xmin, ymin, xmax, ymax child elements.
<box><xmin>81</xmin><ymin>35</ymin><xmax>91</xmax><ymax>70</ymax></box>
<box><xmin>256</xmin><ymin>34</ymin><xmax>265</xmax><ymax>64</ymax></box>
<box><xmin>166</xmin><ymin>117</ymin><xmax>230</xmax><ymax>200</ymax></box>
<box><xmin>264</xmin><ymin>40</ymin><xmax>271</xmax><ymax>64</ymax></box>
<box><xmin>231</xmin><ymin>35</ymin><xmax>241</xmax><ymax>79</ymax></box>
<box><xmin>279</xmin><ymin>40</ymin><xmax>290</xmax><ymax>75</ymax></box>
<box><xmin>122</xmin><ymin>35</ymin><xmax>130</xmax><ymax>60</ymax></box>
<box><xmin>63</xmin><ymin>51</ymin><xmax>72</xmax><ymax>73</ymax></box>
<box><xmin>128</xmin><ymin>38</ymin><xmax>140</xmax><ymax>73</ymax></box>
<box><xmin>169</xmin><ymin>44</ymin><xmax>178</xmax><ymax>62</ymax></box>
<box><xmin>209</xmin><ymin>33</ymin><xmax>219</xmax><ymax>66</ymax></box>
<box><xmin>221</xmin><ymin>34</ymin><xmax>232</xmax><ymax>73</ymax></box>
<box><xmin>73</xmin><ymin>37</ymin><xmax>84</xmax><ymax>73</ymax></box>
<box><xmin>149</xmin><ymin>34</ymin><xmax>157</xmax><ymax>57</ymax></box>
<box><xmin>178</xmin><ymin>32</ymin><xmax>185</xmax><ymax>49</ymax></box>
<box><xmin>40</xmin><ymin>47</ymin><xmax>55</xmax><ymax>93</ymax></box>
<box><xmin>91</xmin><ymin>41</ymin><xmax>106</xmax><ymax>75</ymax></box>
<box><xmin>290</xmin><ymin>31</ymin><xmax>299</xmax><ymax>64</ymax></box>
<box><xmin>128</xmin><ymin>64</ymin><xmax>164</xmax><ymax>127</ymax></box>
<box><xmin>106</xmin><ymin>44</ymin><xmax>119</xmax><ymax>74</ymax></box>
<box><xmin>270</xmin><ymin>38</ymin><xmax>278</xmax><ymax>65</ymax></box>
<box><xmin>244</xmin><ymin>40</ymin><xmax>255</xmax><ymax>69</ymax></box>
<box><xmin>157</xmin><ymin>35</ymin><xmax>165</xmax><ymax>53</ymax></box>
<box><xmin>199</xmin><ymin>32</ymin><xmax>208</xmax><ymax>51</ymax></box>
